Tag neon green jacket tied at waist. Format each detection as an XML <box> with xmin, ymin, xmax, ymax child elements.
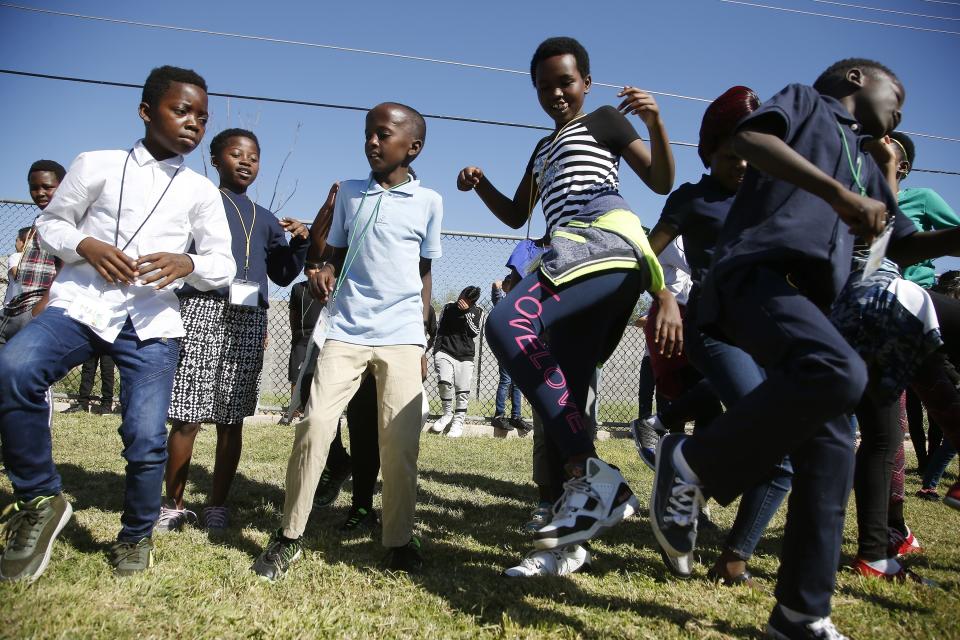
<box><xmin>539</xmin><ymin>209</ymin><xmax>665</xmax><ymax>292</ymax></box>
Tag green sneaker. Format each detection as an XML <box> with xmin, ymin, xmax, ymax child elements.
<box><xmin>384</xmin><ymin>536</ymin><xmax>423</xmax><ymax>573</ymax></box>
<box><xmin>110</xmin><ymin>538</ymin><xmax>154</xmax><ymax>576</ymax></box>
<box><xmin>0</xmin><ymin>494</ymin><xmax>73</xmax><ymax>583</ymax></box>
<box><xmin>313</xmin><ymin>466</ymin><xmax>352</xmax><ymax>509</ymax></box>
<box><xmin>251</xmin><ymin>529</ymin><xmax>303</xmax><ymax>582</ymax></box>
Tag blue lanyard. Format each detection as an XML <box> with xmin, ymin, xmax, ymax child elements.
<box><xmin>331</xmin><ymin>176</ymin><xmax>410</xmax><ymax>302</ymax></box>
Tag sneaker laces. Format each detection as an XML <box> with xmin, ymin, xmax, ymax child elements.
<box><xmin>158</xmin><ymin>504</ymin><xmax>196</xmax><ymax>528</ymax></box>
<box><xmin>664</xmin><ymin>478</ymin><xmax>703</xmax><ymax>527</ymax></box>
<box><xmin>807</xmin><ymin>616</ymin><xmax>848</xmax><ymax>640</ymax></box>
<box><xmin>264</xmin><ymin>536</ymin><xmax>299</xmax><ymax>565</ymax></box>
<box><xmin>517</xmin><ymin>548</ymin><xmax>563</xmax><ymax>572</ymax></box>
<box><xmin>555</xmin><ymin>476</ymin><xmax>603</xmax><ymax>519</ymax></box>
<box><xmin>1</xmin><ymin>498</ymin><xmax>47</xmax><ymax>552</ymax></box>
<box><xmin>110</xmin><ymin>539</ymin><xmax>147</xmax><ymax>564</ymax></box>
<box><xmin>204</xmin><ymin>506</ymin><xmax>228</xmax><ymax>529</ymax></box>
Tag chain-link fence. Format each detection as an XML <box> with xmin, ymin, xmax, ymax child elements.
<box><xmin>1</xmin><ymin>199</ymin><xmax>650</xmax><ymax>425</ymax></box>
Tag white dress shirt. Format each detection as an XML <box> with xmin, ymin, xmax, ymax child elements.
<box><xmin>37</xmin><ymin>140</ymin><xmax>235</xmax><ymax>342</ymax></box>
<box><xmin>658</xmin><ymin>236</ymin><xmax>693</xmax><ymax>306</ymax></box>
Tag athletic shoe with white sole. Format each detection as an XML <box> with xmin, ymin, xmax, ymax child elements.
<box><xmin>251</xmin><ymin>529</ymin><xmax>303</xmax><ymax>582</ymax></box>
<box><xmin>533</xmin><ymin>458</ymin><xmax>638</xmax><ymax>550</ymax></box>
<box><xmin>155</xmin><ymin>502</ymin><xmax>197</xmax><ymax>534</ymax></box>
<box><xmin>447</xmin><ymin>415</ymin><xmax>464</xmax><ymax>438</ymax></box>
<box><xmin>650</xmin><ymin>434</ymin><xmax>703</xmax><ymax>562</ymax></box>
<box><xmin>0</xmin><ymin>494</ymin><xmax>73</xmax><ymax>583</ymax></box>
<box><xmin>503</xmin><ymin>544</ymin><xmax>591</xmax><ymax>577</ymax></box>
<box><xmin>630</xmin><ymin>415</ymin><xmax>665</xmax><ymax>471</ymax></box>
<box><xmin>766</xmin><ymin>606</ymin><xmax>848</xmax><ymax>640</ymax></box>
<box><xmin>430</xmin><ymin>414</ymin><xmax>453</xmax><ymax>434</ymax></box>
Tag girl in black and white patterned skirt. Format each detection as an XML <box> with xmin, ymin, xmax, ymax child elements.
<box><xmin>158</xmin><ymin>128</ymin><xmax>310</xmax><ymax>534</ymax></box>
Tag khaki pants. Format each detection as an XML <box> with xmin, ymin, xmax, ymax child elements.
<box><xmin>282</xmin><ymin>340</ymin><xmax>424</xmax><ymax>547</ymax></box>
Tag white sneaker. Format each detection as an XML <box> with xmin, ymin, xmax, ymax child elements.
<box><xmin>533</xmin><ymin>458</ymin><xmax>638</xmax><ymax>550</ymax></box>
<box><xmin>430</xmin><ymin>413</ymin><xmax>453</xmax><ymax>433</ymax></box>
<box><xmin>447</xmin><ymin>415</ymin><xmax>464</xmax><ymax>438</ymax></box>
<box><xmin>503</xmin><ymin>545</ymin><xmax>591</xmax><ymax>577</ymax></box>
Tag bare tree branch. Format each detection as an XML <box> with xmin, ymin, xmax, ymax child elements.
<box><xmin>276</xmin><ymin>179</ymin><xmax>299</xmax><ymax>213</ymax></box>
<box><xmin>269</xmin><ymin>121</ymin><xmax>302</xmax><ymax>211</ymax></box>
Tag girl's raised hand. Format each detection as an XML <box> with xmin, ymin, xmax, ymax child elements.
<box><xmin>617</xmin><ymin>86</ymin><xmax>662</xmax><ymax>129</ymax></box>
<box><xmin>457</xmin><ymin>167</ymin><xmax>484</xmax><ymax>191</ymax></box>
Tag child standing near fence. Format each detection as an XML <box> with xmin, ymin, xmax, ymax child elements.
<box><xmin>158</xmin><ymin>127</ymin><xmax>310</xmax><ymax>535</ymax></box>
<box><xmin>429</xmin><ymin>285</ymin><xmax>482</xmax><ymax>438</ymax></box>
<box><xmin>0</xmin><ymin>65</ymin><xmax>235</xmax><ymax>580</ymax></box>
<box><xmin>459</xmin><ymin>36</ymin><xmax>680</xmax><ymax>576</ymax></box>
<box><xmin>251</xmin><ymin>102</ymin><xmax>441</xmax><ymax>580</ymax></box>
<box><xmin>0</xmin><ymin>161</ymin><xmax>65</xmax><ymax>346</ymax></box>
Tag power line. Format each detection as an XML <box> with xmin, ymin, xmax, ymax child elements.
<box><xmin>916</xmin><ymin>0</ymin><xmax>960</xmax><ymax>6</ymax></box>
<box><xmin>719</xmin><ymin>0</ymin><xmax>960</xmax><ymax>33</ymax></box>
<box><xmin>3</xmin><ymin>68</ymin><xmax>957</xmax><ymax>177</ymax></box>
<box><xmin>812</xmin><ymin>0</ymin><xmax>960</xmax><ymax>20</ymax></box>
<box><xmin>0</xmin><ymin>3</ymin><xmax>710</xmax><ymax>102</ymax></box>
<box><xmin>0</xmin><ymin>3</ymin><xmax>958</xmax><ymax>144</ymax></box>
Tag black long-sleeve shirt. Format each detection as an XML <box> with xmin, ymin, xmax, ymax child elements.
<box><xmin>433</xmin><ymin>301</ymin><xmax>482</xmax><ymax>361</ymax></box>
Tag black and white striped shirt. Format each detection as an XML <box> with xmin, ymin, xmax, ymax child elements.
<box><xmin>526</xmin><ymin>105</ymin><xmax>641</xmax><ymax>233</ymax></box>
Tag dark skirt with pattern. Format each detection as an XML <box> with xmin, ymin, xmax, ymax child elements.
<box><xmin>168</xmin><ymin>293</ymin><xmax>267</xmax><ymax>424</ymax></box>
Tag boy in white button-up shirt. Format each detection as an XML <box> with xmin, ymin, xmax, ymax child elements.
<box><xmin>0</xmin><ymin>65</ymin><xmax>235</xmax><ymax>582</ymax></box>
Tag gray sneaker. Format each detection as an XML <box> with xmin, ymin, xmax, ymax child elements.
<box><xmin>251</xmin><ymin>529</ymin><xmax>303</xmax><ymax>582</ymax></box>
<box><xmin>154</xmin><ymin>502</ymin><xmax>197</xmax><ymax>534</ymax></box>
<box><xmin>203</xmin><ymin>506</ymin><xmax>229</xmax><ymax>535</ymax></box>
<box><xmin>0</xmin><ymin>494</ymin><xmax>73</xmax><ymax>583</ymax></box>
<box><xmin>110</xmin><ymin>537</ymin><xmax>154</xmax><ymax>576</ymax></box>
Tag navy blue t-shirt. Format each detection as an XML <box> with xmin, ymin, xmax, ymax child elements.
<box><xmin>705</xmin><ymin>83</ymin><xmax>916</xmax><ymax>306</ymax></box>
<box><xmin>656</xmin><ymin>173</ymin><xmax>737</xmax><ymax>285</ymax></box>
<box><xmin>180</xmin><ymin>190</ymin><xmax>309</xmax><ymax>307</ymax></box>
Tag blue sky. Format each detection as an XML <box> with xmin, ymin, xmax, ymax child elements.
<box><xmin>1</xmin><ymin>0</ymin><xmax>958</xmax><ymax>271</ymax></box>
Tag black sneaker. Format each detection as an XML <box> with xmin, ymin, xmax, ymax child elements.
<box><xmin>251</xmin><ymin>529</ymin><xmax>303</xmax><ymax>582</ymax></box>
<box><xmin>110</xmin><ymin>537</ymin><xmax>154</xmax><ymax>576</ymax></box>
<box><xmin>313</xmin><ymin>465</ymin><xmax>352</xmax><ymax>509</ymax></box>
<box><xmin>650</xmin><ymin>434</ymin><xmax>702</xmax><ymax>567</ymax></box>
<box><xmin>766</xmin><ymin>605</ymin><xmax>848</xmax><ymax>639</ymax></box>
<box><xmin>0</xmin><ymin>494</ymin><xmax>73</xmax><ymax>582</ymax></box>
<box><xmin>340</xmin><ymin>507</ymin><xmax>379</xmax><ymax>533</ymax></box>
<box><xmin>491</xmin><ymin>415</ymin><xmax>514</xmax><ymax>431</ymax></box>
<box><xmin>62</xmin><ymin>403</ymin><xmax>90</xmax><ymax>414</ymax></box>
<box><xmin>508</xmin><ymin>417</ymin><xmax>532</xmax><ymax>433</ymax></box>
<box><xmin>384</xmin><ymin>537</ymin><xmax>423</xmax><ymax>573</ymax></box>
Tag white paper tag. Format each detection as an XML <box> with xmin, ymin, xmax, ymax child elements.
<box><xmin>862</xmin><ymin>225</ymin><xmax>894</xmax><ymax>279</ymax></box>
<box><xmin>311</xmin><ymin>305</ymin><xmax>332</xmax><ymax>349</ymax></box>
<box><xmin>65</xmin><ymin>292</ymin><xmax>112</xmax><ymax>331</ymax></box>
<box><xmin>229</xmin><ymin>279</ymin><xmax>260</xmax><ymax>307</ymax></box>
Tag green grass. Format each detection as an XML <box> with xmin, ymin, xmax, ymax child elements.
<box><xmin>2</xmin><ymin>414</ymin><xmax>959</xmax><ymax>639</ymax></box>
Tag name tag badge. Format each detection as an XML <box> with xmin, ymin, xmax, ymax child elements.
<box><xmin>65</xmin><ymin>292</ymin><xmax>112</xmax><ymax>331</ymax></box>
<box><xmin>862</xmin><ymin>225</ymin><xmax>894</xmax><ymax>279</ymax></box>
<box><xmin>311</xmin><ymin>305</ymin><xmax>332</xmax><ymax>350</ymax></box>
<box><xmin>229</xmin><ymin>279</ymin><xmax>260</xmax><ymax>307</ymax></box>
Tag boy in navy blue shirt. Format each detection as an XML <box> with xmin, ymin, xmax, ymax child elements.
<box><xmin>649</xmin><ymin>59</ymin><xmax>914</xmax><ymax>638</ymax></box>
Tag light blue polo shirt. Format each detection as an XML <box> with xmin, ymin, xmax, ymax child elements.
<box><xmin>326</xmin><ymin>174</ymin><xmax>443</xmax><ymax>347</ymax></box>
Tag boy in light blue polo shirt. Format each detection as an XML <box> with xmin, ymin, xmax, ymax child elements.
<box><xmin>252</xmin><ymin>102</ymin><xmax>441</xmax><ymax>580</ymax></box>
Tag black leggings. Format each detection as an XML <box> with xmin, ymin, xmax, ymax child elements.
<box><xmin>486</xmin><ymin>269</ymin><xmax>642</xmax><ymax>461</ymax></box>
<box><xmin>854</xmin><ymin>392</ymin><xmax>902</xmax><ymax>561</ymax></box>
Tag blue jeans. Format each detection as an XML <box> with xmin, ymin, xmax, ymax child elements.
<box><xmin>685</xmin><ymin>307</ymin><xmax>793</xmax><ymax>560</ymax></box>
<box><xmin>494</xmin><ymin>364</ymin><xmax>521</xmax><ymax>419</ymax></box>
<box><xmin>684</xmin><ymin>268</ymin><xmax>864</xmax><ymax>617</ymax></box>
<box><xmin>922</xmin><ymin>439</ymin><xmax>957</xmax><ymax>490</ymax></box>
<box><xmin>0</xmin><ymin>308</ymin><xmax>179</xmax><ymax>542</ymax></box>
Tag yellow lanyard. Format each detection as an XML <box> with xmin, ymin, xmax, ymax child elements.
<box><xmin>220</xmin><ymin>189</ymin><xmax>257</xmax><ymax>278</ymax></box>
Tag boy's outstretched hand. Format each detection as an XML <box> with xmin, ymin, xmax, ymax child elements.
<box><xmin>653</xmin><ymin>288</ymin><xmax>683</xmax><ymax>358</ymax></box>
<box><xmin>830</xmin><ymin>188</ymin><xmax>888</xmax><ymax>243</ymax></box>
<box><xmin>77</xmin><ymin>237</ymin><xmax>138</xmax><ymax>285</ymax></box>
<box><xmin>457</xmin><ymin>167</ymin><xmax>484</xmax><ymax>191</ymax></box>
<box><xmin>617</xmin><ymin>87</ymin><xmax>662</xmax><ymax>128</ymax></box>
<box><xmin>280</xmin><ymin>218</ymin><xmax>310</xmax><ymax>240</ymax></box>
<box><xmin>135</xmin><ymin>253</ymin><xmax>195</xmax><ymax>289</ymax></box>
<box><xmin>309</xmin><ymin>263</ymin><xmax>337</xmax><ymax>303</ymax></box>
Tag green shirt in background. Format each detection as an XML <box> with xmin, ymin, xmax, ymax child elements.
<box><xmin>898</xmin><ymin>187</ymin><xmax>960</xmax><ymax>288</ymax></box>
